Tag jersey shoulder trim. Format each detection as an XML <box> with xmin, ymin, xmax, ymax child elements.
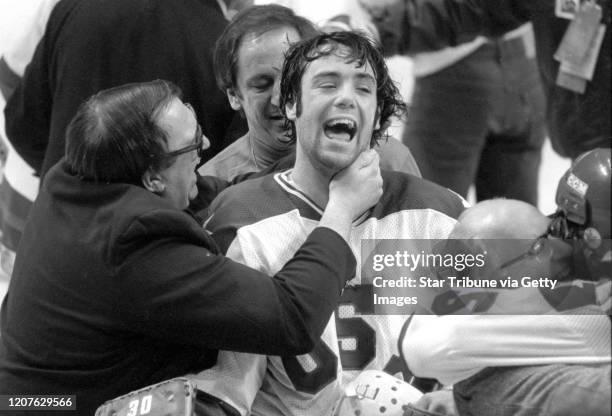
<box><xmin>205</xmin><ymin>171</ymin><xmax>321</xmax><ymax>252</ymax></box>
<box><xmin>373</xmin><ymin>171</ymin><xmax>466</xmax><ymax>220</ymax></box>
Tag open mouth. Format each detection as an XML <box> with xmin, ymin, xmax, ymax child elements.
<box><xmin>323</xmin><ymin>118</ymin><xmax>357</xmax><ymax>141</ymax></box>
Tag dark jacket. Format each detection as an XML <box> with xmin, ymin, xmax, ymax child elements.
<box><xmin>4</xmin><ymin>0</ymin><xmax>246</xmax><ymax>179</ymax></box>
<box><xmin>0</xmin><ymin>161</ymin><xmax>355</xmax><ymax>416</ymax></box>
<box><xmin>400</xmin><ymin>0</ymin><xmax>611</xmax><ymax>158</ymax></box>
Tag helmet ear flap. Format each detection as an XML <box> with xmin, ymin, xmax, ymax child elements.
<box><xmin>583</xmin><ymin>227</ymin><xmax>602</xmax><ymax>250</ymax></box>
<box><xmin>555</xmin><ymin>148</ymin><xmax>611</xmax><ymax>239</ymax></box>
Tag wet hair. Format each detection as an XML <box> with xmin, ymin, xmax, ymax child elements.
<box><xmin>65</xmin><ymin>79</ymin><xmax>182</xmax><ymax>184</ymax></box>
<box><xmin>279</xmin><ymin>30</ymin><xmax>407</xmax><ymax>146</ymax></box>
<box><xmin>213</xmin><ymin>4</ymin><xmax>319</xmax><ymax>93</ymax></box>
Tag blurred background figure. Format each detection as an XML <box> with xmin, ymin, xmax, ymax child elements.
<box><xmin>402</xmin><ymin>23</ymin><xmax>547</xmax><ymax>205</ymax></box>
<box><xmin>360</xmin><ymin>0</ymin><xmax>611</xmax><ymax>161</ymax></box>
<box><xmin>363</xmin><ymin>1</ymin><xmax>547</xmax><ymax>204</ymax></box>
<box><xmin>0</xmin><ymin>0</ymin><xmax>60</xmax><ymax>289</ymax></box>
<box><xmin>365</xmin><ymin>0</ymin><xmax>549</xmax><ymax>204</ymax></box>
<box><xmin>255</xmin><ymin>0</ymin><xmax>375</xmax><ymax>34</ymax></box>
<box><xmin>3</xmin><ymin>0</ymin><xmax>246</xmax><ymax>183</ymax></box>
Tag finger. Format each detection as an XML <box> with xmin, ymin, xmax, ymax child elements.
<box><xmin>430</xmin><ymin>403</ymin><xmax>448</xmax><ymax>413</ymax></box>
<box><xmin>359</xmin><ymin>149</ymin><xmax>378</xmax><ymax>168</ymax></box>
<box><xmin>414</xmin><ymin>395</ymin><xmax>432</xmax><ymax>409</ymax></box>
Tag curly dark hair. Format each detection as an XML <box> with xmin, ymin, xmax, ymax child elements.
<box><xmin>279</xmin><ymin>30</ymin><xmax>407</xmax><ymax>146</ymax></box>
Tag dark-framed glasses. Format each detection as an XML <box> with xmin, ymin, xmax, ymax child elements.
<box><xmin>499</xmin><ymin>212</ymin><xmax>583</xmax><ymax>270</ymax></box>
<box><xmin>165</xmin><ymin>122</ymin><xmax>205</xmax><ymax>160</ymax></box>
<box><xmin>498</xmin><ymin>234</ymin><xmax>549</xmax><ymax>270</ymax></box>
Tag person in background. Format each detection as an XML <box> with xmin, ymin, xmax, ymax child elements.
<box><xmin>0</xmin><ymin>0</ymin><xmax>60</xmax><ymax>281</ymax></box>
<box><xmin>359</xmin><ymin>0</ymin><xmax>611</xmax><ymax>160</ymax></box>
<box><xmin>402</xmin><ymin>23</ymin><xmax>546</xmax><ymax>204</ymax></box>
<box><xmin>198</xmin><ymin>4</ymin><xmax>318</xmax><ymax>181</ymax></box>
<box><xmin>4</xmin><ymin>0</ymin><xmax>247</xmax><ymax>182</ymax></box>
<box><xmin>199</xmin><ymin>4</ymin><xmax>421</xmax><ymax>182</ymax></box>
<box><xmin>363</xmin><ymin>1</ymin><xmax>547</xmax><ymax>205</ymax></box>
<box><xmin>0</xmin><ymin>79</ymin><xmax>384</xmax><ymax>416</ymax></box>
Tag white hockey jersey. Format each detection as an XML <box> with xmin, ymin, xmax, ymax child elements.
<box><xmin>193</xmin><ymin>170</ymin><xmax>466</xmax><ymax>416</ymax></box>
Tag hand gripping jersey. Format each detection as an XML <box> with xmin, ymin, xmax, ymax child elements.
<box><xmin>192</xmin><ymin>170</ymin><xmax>466</xmax><ymax>416</ymax></box>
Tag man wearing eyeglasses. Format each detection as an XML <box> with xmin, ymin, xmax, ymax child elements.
<box><xmin>0</xmin><ymin>79</ymin><xmax>385</xmax><ymax>416</ymax></box>
<box><xmin>143</xmin><ymin>100</ymin><xmax>208</xmax><ymax>211</ymax></box>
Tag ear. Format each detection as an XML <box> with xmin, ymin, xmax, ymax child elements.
<box><xmin>285</xmin><ymin>100</ymin><xmax>297</xmax><ymax>121</ymax></box>
<box><xmin>142</xmin><ymin>168</ymin><xmax>166</xmax><ymax>194</ymax></box>
<box><xmin>226</xmin><ymin>88</ymin><xmax>242</xmax><ymax>111</ymax></box>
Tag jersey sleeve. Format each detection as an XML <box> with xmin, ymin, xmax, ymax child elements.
<box><xmin>402</xmin><ymin>314</ymin><xmax>611</xmax><ymax>385</ymax></box>
<box><xmin>190</xmin><ymin>213</ymin><xmax>293</xmax><ymax>415</ymax></box>
<box><xmin>117</xmin><ymin>210</ymin><xmax>354</xmax><ymax>354</ymax></box>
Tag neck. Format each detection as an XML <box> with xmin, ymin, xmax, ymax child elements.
<box><xmin>291</xmin><ymin>149</ymin><xmax>334</xmax><ymax>209</ymax></box>
<box><xmin>250</xmin><ymin>132</ymin><xmax>293</xmax><ymax>168</ymax></box>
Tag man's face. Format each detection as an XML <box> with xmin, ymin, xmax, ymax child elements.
<box><xmin>155</xmin><ymin>98</ymin><xmax>210</xmax><ymax>210</ymax></box>
<box><xmin>229</xmin><ymin>26</ymin><xmax>301</xmax><ymax>145</ymax></box>
<box><xmin>286</xmin><ymin>49</ymin><xmax>379</xmax><ymax>175</ymax></box>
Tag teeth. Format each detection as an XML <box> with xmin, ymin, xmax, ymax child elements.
<box><xmin>328</xmin><ymin>118</ymin><xmax>355</xmax><ymax>129</ymax></box>
<box><xmin>324</xmin><ymin>117</ymin><xmax>357</xmax><ymax>141</ymax></box>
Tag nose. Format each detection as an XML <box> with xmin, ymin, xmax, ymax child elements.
<box><xmin>334</xmin><ymin>83</ymin><xmax>356</xmax><ymax>108</ymax></box>
<box><xmin>195</xmin><ymin>134</ymin><xmax>210</xmax><ymax>169</ymax></box>
<box><xmin>270</xmin><ymin>78</ymin><xmax>281</xmax><ymax>108</ymax></box>
<box><xmin>201</xmin><ymin>133</ymin><xmax>211</xmax><ymax>151</ymax></box>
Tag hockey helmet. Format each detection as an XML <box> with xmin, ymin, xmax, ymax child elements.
<box><xmin>555</xmin><ymin>148</ymin><xmax>611</xmax><ymax>241</ymax></box>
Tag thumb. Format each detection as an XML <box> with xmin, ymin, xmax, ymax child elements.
<box><xmin>358</xmin><ymin>149</ymin><xmax>378</xmax><ymax>168</ymax></box>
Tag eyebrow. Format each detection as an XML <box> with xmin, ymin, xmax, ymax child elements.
<box><xmin>311</xmin><ymin>71</ymin><xmax>340</xmax><ymax>81</ymax></box>
<box><xmin>311</xmin><ymin>71</ymin><xmax>376</xmax><ymax>85</ymax></box>
<box><xmin>355</xmin><ymin>72</ymin><xmax>376</xmax><ymax>85</ymax></box>
<box><xmin>245</xmin><ymin>69</ymin><xmax>280</xmax><ymax>85</ymax></box>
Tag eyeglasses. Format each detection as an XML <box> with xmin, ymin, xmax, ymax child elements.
<box><xmin>164</xmin><ymin>101</ymin><xmax>205</xmax><ymax>161</ymax></box>
<box><xmin>498</xmin><ymin>234</ymin><xmax>549</xmax><ymax>270</ymax></box>
<box><xmin>497</xmin><ymin>210</ymin><xmax>584</xmax><ymax>270</ymax></box>
<box><xmin>164</xmin><ymin>122</ymin><xmax>205</xmax><ymax>161</ymax></box>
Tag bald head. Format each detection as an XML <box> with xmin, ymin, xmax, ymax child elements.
<box><xmin>450</xmin><ymin>199</ymin><xmax>550</xmax><ymax>239</ymax></box>
<box><xmin>448</xmin><ymin>199</ymin><xmax>554</xmax><ymax>275</ymax></box>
